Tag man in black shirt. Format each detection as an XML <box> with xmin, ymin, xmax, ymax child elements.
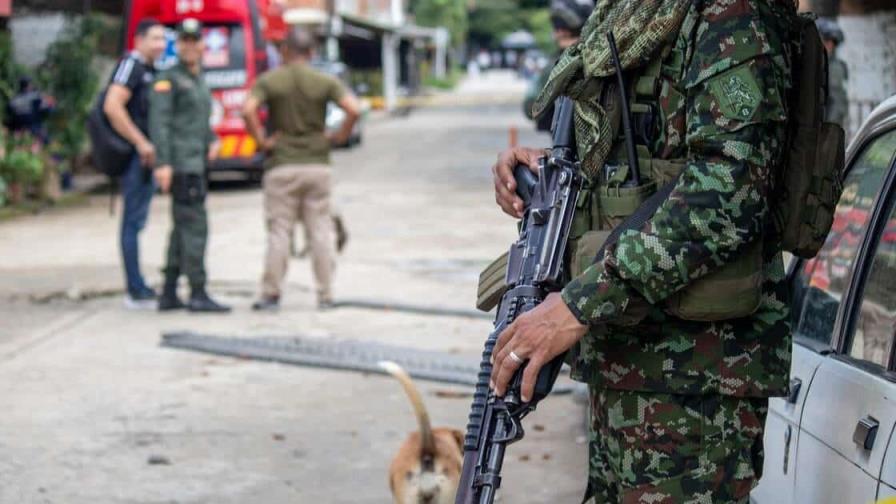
<box><xmin>103</xmin><ymin>18</ymin><xmax>166</xmax><ymax>309</ymax></box>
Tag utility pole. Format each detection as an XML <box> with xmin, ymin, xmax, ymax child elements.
<box><xmin>325</xmin><ymin>0</ymin><xmax>339</xmax><ymax>61</ymax></box>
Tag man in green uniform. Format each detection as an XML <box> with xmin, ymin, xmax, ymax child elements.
<box><xmin>817</xmin><ymin>17</ymin><xmax>849</xmax><ymax>130</ymax></box>
<box><xmin>150</xmin><ymin>18</ymin><xmax>230</xmax><ymax>313</ymax></box>
<box><xmin>523</xmin><ymin>0</ymin><xmax>594</xmax><ymax>131</ymax></box>
<box><xmin>242</xmin><ymin>27</ymin><xmax>359</xmax><ymax>311</ymax></box>
<box><xmin>490</xmin><ymin>1</ymin><xmax>796</xmax><ymax>501</ymax></box>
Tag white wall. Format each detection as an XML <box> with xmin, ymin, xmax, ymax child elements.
<box><xmin>9</xmin><ymin>13</ymin><xmax>67</xmax><ymax>67</ymax></box>
<box><xmin>839</xmin><ymin>12</ymin><xmax>896</xmax><ymax>137</ymax></box>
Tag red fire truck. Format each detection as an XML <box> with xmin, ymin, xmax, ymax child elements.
<box><xmin>124</xmin><ymin>0</ymin><xmax>287</xmax><ymax>177</ymax></box>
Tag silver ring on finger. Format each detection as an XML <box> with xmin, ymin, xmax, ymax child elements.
<box><xmin>509</xmin><ymin>351</ymin><xmax>525</xmax><ymax>365</ymax></box>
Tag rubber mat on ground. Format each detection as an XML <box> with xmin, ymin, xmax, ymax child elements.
<box><xmin>333</xmin><ymin>298</ymin><xmax>492</xmax><ymax>320</ymax></box>
<box><xmin>161</xmin><ymin>331</ymin><xmax>572</xmax><ymax>394</ymax></box>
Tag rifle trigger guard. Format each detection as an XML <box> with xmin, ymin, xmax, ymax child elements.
<box><xmin>492</xmin><ymin>413</ymin><xmax>525</xmax><ymax>444</ymax></box>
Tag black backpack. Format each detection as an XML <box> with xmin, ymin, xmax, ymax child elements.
<box><xmin>86</xmin><ymin>88</ymin><xmax>134</xmax><ymax>177</ymax></box>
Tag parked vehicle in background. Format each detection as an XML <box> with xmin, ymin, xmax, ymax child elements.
<box><xmin>125</xmin><ymin>0</ymin><xmax>286</xmax><ymax>179</ymax></box>
<box><xmin>311</xmin><ymin>59</ymin><xmax>365</xmax><ymax>148</ymax></box>
<box><xmin>751</xmin><ymin>95</ymin><xmax>896</xmax><ymax>503</ymax></box>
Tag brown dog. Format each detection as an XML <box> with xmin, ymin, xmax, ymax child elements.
<box><xmin>380</xmin><ymin>361</ymin><xmax>464</xmax><ymax>504</ymax></box>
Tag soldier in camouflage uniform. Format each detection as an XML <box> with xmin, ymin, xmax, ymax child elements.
<box><xmin>489</xmin><ymin>0</ymin><xmax>796</xmax><ymax>501</ymax></box>
<box><xmin>523</xmin><ymin>0</ymin><xmax>595</xmax><ymax>131</ymax></box>
<box><xmin>817</xmin><ymin>17</ymin><xmax>849</xmax><ymax>130</ymax></box>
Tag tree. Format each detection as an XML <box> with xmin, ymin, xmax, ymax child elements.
<box><xmin>37</xmin><ymin>15</ymin><xmax>103</xmax><ymax>172</ymax></box>
<box><xmin>468</xmin><ymin>0</ymin><xmax>553</xmax><ymax>52</ymax></box>
<box><xmin>410</xmin><ymin>0</ymin><xmax>469</xmax><ymax>48</ymax></box>
<box><xmin>0</xmin><ymin>31</ymin><xmax>26</xmax><ymax>125</ymax></box>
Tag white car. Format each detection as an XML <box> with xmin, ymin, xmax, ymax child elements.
<box><xmin>752</xmin><ymin>96</ymin><xmax>896</xmax><ymax>502</ymax></box>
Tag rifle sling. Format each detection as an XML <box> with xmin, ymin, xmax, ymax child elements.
<box><xmin>593</xmin><ymin>176</ymin><xmax>679</xmax><ymax>264</ymax></box>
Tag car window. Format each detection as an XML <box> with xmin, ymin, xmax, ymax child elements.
<box><xmin>846</xmin><ymin>197</ymin><xmax>896</xmax><ymax>368</ymax></box>
<box><xmin>791</xmin><ymin>129</ymin><xmax>896</xmax><ymax>346</ymax></box>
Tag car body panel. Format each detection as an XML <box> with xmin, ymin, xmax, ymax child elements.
<box><xmin>753</xmin><ymin>95</ymin><xmax>896</xmax><ymax>502</ymax></box>
<box><xmin>879</xmin><ymin>482</ymin><xmax>896</xmax><ymax>499</ymax></box>
<box><xmin>883</xmin><ymin>427</ymin><xmax>896</xmax><ymax>489</ymax></box>
<box><xmin>793</xmin><ymin>425</ymin><xmax>879</xmax><ymax>503</ymax></box>
<box><xmin>752</xmin><ymin>343</ymin><xmax>825</xmax><ymax>504</ymax></box>
<box><xmin>795</xmin><ymin>357</ymin><xmax>896</xmax><ymax>500</ymax></box>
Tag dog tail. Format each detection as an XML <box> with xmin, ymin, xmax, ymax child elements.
<box><xmin>379</xmin><ymin>361</ymin><xmax>436</xmax><ymax>458</ymax></box>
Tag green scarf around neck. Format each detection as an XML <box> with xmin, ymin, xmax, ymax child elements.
<box><xmin>534</xmin><ymin>0</ymin><xmax>694</xmax><ymax>178</ymax></box>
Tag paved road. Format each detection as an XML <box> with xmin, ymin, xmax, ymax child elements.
<box><xmin>0</xmin><ymin>72</ymin><xmax>588</xmax><ymax>504</ymax></box>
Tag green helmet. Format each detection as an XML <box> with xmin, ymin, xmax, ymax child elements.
<box><xmin>550</xmin><ymin>0</ymin><xmax>596</xmax><ymax>35</ymax></box>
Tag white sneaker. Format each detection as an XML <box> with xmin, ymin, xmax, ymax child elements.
<box><xmin>123</xmin><ymin>295</ymin><xmax>157</xmax><ymax>311</ymax></box>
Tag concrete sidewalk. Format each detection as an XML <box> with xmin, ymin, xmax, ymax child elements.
<box><xmin>0</xmin><ymin>74</ymin><xmax>588</xmax><ymax>504</ymax></box>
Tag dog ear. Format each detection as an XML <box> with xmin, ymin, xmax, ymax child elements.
<box><xmin>451</xmin><ymin>429</ymin><xmax>465</xmax><ymax>450</ymax></box>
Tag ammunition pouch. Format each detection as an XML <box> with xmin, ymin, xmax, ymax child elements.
<box><xmin>571</xmin><ymin>230</ymin><xmax>611</xmax><ymax>278</ymax></box>
<box><xmin>171</xmin><ymin>174</ymin><xmax>207</xmax><ymax>205</ymax></box>
<box><xmin>567</xmin><ymin>151</ymin><xmax>765</xmax><ymax>321</ymax></box>
<box><xmin>664</xmin><ymin>240</ymin><xmax>764</xmax><ymax>321</ymax></box>
<box><xmin>597</xmin><ymin>179</ymin><xmax>657</xmax><ymax>221</ymax></box>
<box><xmin>568</xmin><ymin>217</ymin><xmax>764</xmax><ymax>322</ymax></box>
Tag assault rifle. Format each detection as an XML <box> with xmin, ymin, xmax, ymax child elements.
<box><xmin>455</xmin><ymin>96</ymin><xmax>582</xmax><ymax>504</ymax></box>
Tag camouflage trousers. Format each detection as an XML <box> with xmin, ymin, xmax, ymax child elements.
<box><xmin>586</xmin><ymin>388</ymin><xmax>768</xmax><ymax>504</ymax></box>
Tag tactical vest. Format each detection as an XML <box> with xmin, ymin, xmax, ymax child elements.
<box><xmin>478</xmin><ymin>7</ymin><xmax>842</xmax><ymax>323</ymax></box>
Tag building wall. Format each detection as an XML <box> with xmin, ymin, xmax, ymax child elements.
<box><xmin>839</xmin><ymin>11</ymin><xmax>896</xmax><ymax>136</ymax></box>
<box><xmin>9</xmin><ymin>12</ymin><xmax>67</xmax><ymax>67</ymax></box>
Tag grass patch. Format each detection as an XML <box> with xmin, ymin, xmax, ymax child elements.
<box><xmin>423</xmin><ymin>69</ymin><xmax>465</xmax><ymax>90</ymax></box>
<box><xmin>0</xmin><ymin>192</ymin><xmax>90</xmax><ymax>221</ymax></box>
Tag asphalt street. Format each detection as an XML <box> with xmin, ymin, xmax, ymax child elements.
<box><xmin>0</xmin><ymin>71</ymin><xmax>588</xmax><ymax>504</ymax></box>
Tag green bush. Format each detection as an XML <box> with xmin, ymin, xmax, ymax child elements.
<box><xmin>422</xmin><ymin>68</ymin><xmax>464</xmax><ymax>90</ymax></box>
<box><xmin>0</xmin><ymin>31</ymin><xmax>27</xmax><ymax>125</ymax></box>
<box><xmin>0</xmin><ymin>133</ymin><xmax>44</xmax><ymax>185</ymax></box>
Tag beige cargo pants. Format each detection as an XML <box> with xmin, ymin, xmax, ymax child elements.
<box><xmin>261</xmin><ymin>164</ymin><xmax>335</xmax><ymax>303</ymax></box>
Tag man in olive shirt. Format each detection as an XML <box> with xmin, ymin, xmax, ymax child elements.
<box><xmin>150</xmin><ymin>18</ymin><xmax>230</xmax><ymax>313</ymax></box>
<box><xmin>243</xmin><ymin>27</ymin><xmax>360</xmax><ymax>310</ymax></box>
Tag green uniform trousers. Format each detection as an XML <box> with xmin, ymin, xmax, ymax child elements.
<box><xmin>587</xmin><ymin>388</ymin><xmax>767</xmax><ymax>504</ymax></box>
<box><xmin>164</xmin><ymin>175</ymin><xmax>208</xmax><ymax>290</ymax></box>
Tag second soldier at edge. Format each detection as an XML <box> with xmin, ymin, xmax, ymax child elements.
<box><xmin>150</xmin><ymin>18</ymin><xmax>231</xmax><ymax>313</ymax></box>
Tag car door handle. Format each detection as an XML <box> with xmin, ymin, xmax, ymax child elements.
<box><xmin>787</xmin><ymin>378</ymin><xmax>802</xmax><ymax>404</ymax></box>
<box><xmin>853</xmin><ymin>416</ymin><xmax>879</xmax><ymax>451</ymax></box>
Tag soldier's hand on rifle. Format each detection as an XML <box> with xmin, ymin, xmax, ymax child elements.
<box><xmin>492</xmin><ymin>147</ymin><xmax>543</xmax><ymax>219</ymax></box>
<box><xmin>490</xmin><ymin>292</ymin><xmax>587</xmax><ymax>402</ymax></box>
<box><xmin>154</xmin><ymin>165</ymin><xmax>173</xmax><ymax>194</ymax></box>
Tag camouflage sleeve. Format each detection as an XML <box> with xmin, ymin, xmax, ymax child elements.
<box><xmin>561</xmin><ymin>51</ymin><xmax>788</xmax><ymax>325</ymax></box>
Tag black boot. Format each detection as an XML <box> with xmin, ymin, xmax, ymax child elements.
<box><xmin>188</xmin><ymin>288</ymin><xmax>231</xmax><ymax>313</ymax></box>
<box><xmin>157</xmin><ymin>278</ymin><xmax>185</xmax><ymax>312</ymax></box>
<box><xmin>252</xmin><ymin>295</ymin><xmax>280</xmax><ymax>311</ymax></box>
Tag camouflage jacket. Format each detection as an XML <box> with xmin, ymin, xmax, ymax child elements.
<box><xmin>561</xmin><ymin>0</ymin><xmax>796</xmax><ymax>398</ymax></box>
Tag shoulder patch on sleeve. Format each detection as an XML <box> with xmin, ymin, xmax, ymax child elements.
<box><xmin>154</xmin><ymin>80</ymin><xmax>172</xmax><ymax>93</ymax></box>
<box><xmin>707</xmin><ymin>66</ymin><xmax>762</xmax><ymax>121</ymax></box>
